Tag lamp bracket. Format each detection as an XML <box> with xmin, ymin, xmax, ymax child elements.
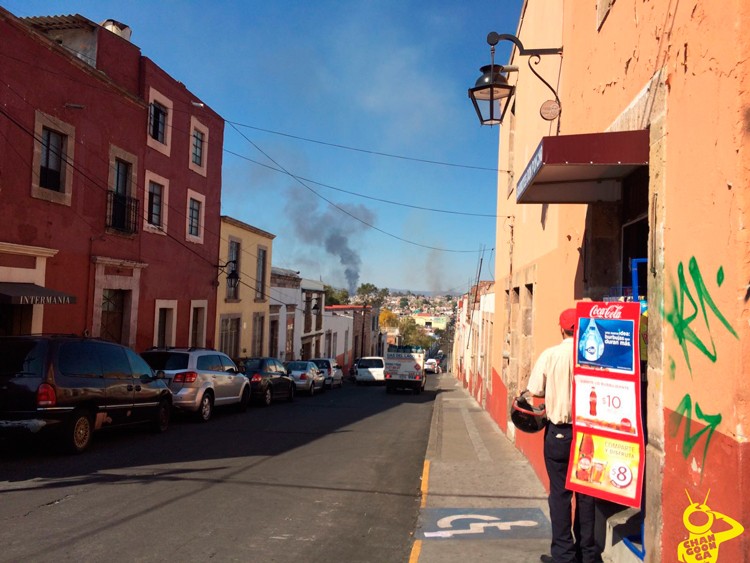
<box><xmin>486</xmin><ymin>32</ymin><xmax>562</xmax><ymax>57</ymax></box>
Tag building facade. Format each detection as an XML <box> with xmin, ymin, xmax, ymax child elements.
<box><xmin>216</xmin><ymin>216</ymin><xmax>274</xmax><ymax>360</ymax></box>
<box><xmin>0</xmin><ymin>9</ymin><xmax>224</xmax><ymax>351</ymax></box>
<box><xmin>480</xmin><ymin>1</ymin><xmax>750</xmax><ymax>560</ymax></box>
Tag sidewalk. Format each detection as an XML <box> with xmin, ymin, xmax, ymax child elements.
<box><xmin>412</xmin><ymin>371</ymin><xmax>552</xmax><ymax>563</ymax></box>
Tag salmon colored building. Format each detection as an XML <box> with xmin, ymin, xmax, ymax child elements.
<box><xmin>476</xmin><ymin>1</ymin><xmax>750</xmax><ymax>560</ymax></box>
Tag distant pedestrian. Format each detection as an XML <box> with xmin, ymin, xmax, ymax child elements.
<box><xmin>526</xmin><ymin>308</ymin><xmax>600</xmax><ymax>563</ymax></box>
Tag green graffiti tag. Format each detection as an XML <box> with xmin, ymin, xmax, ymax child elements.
<box><xmin>665</xmin><ymin>258</ymin><xmax>738</xmax><ymax>374</ymax></box>
<box><xmin>669</xmin><ymin>394</ymin><xmax>722</xmax><ymax>479</ymax></box>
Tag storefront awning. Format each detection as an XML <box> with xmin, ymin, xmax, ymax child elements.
<box><xmin>0</xmin><ymin>283</ymin><xmax>77</xmax><ymax>305</ymax></box>
<box><xmin>516</xmin><ymin>130</ymin><xmax>649</xmax><ymax>204</ymax></box>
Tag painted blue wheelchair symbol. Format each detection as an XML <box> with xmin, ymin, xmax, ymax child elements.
<box><xmin>418</xmin><ymin>508</ymin><xmax>550</xmax><ymax>540</ymax></box>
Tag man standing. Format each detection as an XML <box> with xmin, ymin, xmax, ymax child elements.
<box><xmin>526</xmin><ymin>308</ymin><xmax>599</xmax><ymax>563</ymax></box>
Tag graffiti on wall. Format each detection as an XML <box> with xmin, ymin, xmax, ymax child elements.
<box><xmin>677</xmin><ymin>490</ymin><xmax>744</xmax><ymax>562</ymax></box>
<box><xmin>668</xmin><ymin>394</ymin><xmax>721</xmax><ymax>478</ymax></box>
<box><xmin>663</xmin><ymin>257</ymin><xmax>737</xmax><ymax>475</ymax></box>
<box><xmin>665</xmin><ymin>258</ymin><xmax>737</xmax><ymax>375</ymax></box>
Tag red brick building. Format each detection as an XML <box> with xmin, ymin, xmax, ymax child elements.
<box><xmin>0</xmin><ymin>9</ymin><xmax>224</xmax><ymax>351</ymax></box>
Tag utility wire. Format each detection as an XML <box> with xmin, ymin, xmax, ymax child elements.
<box><xmin>226</xmin><ymin>120</ymin><xmax>511</xmax><ymax>173</ymax></box>
<box><xmin>223</xmin><ymin>148</ymin><xmax>497</xmax><ymax>218</ymax></box>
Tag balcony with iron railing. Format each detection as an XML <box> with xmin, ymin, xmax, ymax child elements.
<box><xmin>106</xmin><ymin>191</ymin><xmax>139</xmax><ymax>234</ymax></box>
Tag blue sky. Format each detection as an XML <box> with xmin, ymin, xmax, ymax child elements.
<box><xmin>5</xmin><ymin>0</ymin><xmax>522</xmax><ymax>295</ymax></box>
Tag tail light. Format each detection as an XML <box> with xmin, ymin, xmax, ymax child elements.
<box><xmin>415</xmin><ymin>374</ymin><xmax>422</xmax><ymax>380</ymax></box>
<box><xmin>37</xmin><ymin>383</ymin><xmax>56</xmax><ymax>407</ymax></box>
<box><xmin>300</xmin><ymin>373</ymin><xmax>308</xmax><ymax>380</ymax></box>
<box><xmin>173</xmin><ymin>371</ymin><xmax>198</xmax><ymax>383</ymax></box>
<box><xmin>385</xmin><ymin>373</ymin><xmax>391</xmax><ymax>379</ymax></box>
<box><xmin>250</xmin><ymin>374</ymin><xmax>262</xmax><ymax>383</ymax></box>
<box><xmin>327</xmin><ymin>368</ymin><xmax>332</xmax><ymax>375</ymax></box>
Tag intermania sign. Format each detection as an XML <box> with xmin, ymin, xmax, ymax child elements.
<box><xmin>19</xmin><ymin>295</ymin><xmax>74</xmax><ymax>305</ymax></box>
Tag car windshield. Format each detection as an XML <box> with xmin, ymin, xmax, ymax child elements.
<box><xmin>311</xmin><ymin>360</ymin><xmax>327</xmax><ymax>369</ymax></box>
<box><xmin>286</xmin><ymin>361</ymin><xmax>308</xmax><ymax>371</ymax></box>
<box><xmin>141</xmin><ymin>351</ymin><xmax>189</xmax><ymax>370</ymax></box>
<box><xmin>359</xmin><ymin>358</ymin><xmax>384</xmax><ymax>369</ymax></box>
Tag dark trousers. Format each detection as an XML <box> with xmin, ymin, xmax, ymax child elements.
<box><xmin>544</xmin><ymin>423</ymin><xmax>598</xmax><ymax>563</ymax></box>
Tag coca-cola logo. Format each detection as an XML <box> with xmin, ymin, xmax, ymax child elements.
<box><xmin>589</xmin><ymin>304</ymin><xmax>624</xmax><ymax>319</ymax></box>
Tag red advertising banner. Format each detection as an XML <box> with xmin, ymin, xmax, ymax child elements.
<box><xmin>566</xmin><ymin>301</ymin><xmax>645</xmax><ymax>508</ymax></box>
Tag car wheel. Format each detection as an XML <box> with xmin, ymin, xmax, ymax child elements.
<box><xmin>64</xmin><ymin>409</ymin><xmax>93</xmax><ymax>454</ymax></box>
<box><xmin>197</xmin><ymin>391</ymin><xmax>213</xmax><ymax>422</ymax></box>
<box><xmin>152</xmin><ymin>400</ymin><xmax>171</xmax><ymax>433</ymax></box>
<box><xmin>238</xmin><ymin>386</ymin><xmax>251</xmax><ymax>412</ymax></box>
<box><xmin>287</xmin><ymin>384</ymin><xmax>295</xmax><ymax>402</ymax></box>
<box><xmin>309</xmin><ymin>382</ymin><xmax>315</xmax><ymax>397</ymax></box>
<box><xmin>263</xmin><ymin>387</ymin><xmax>272</xmax><ymax>407</ymax></box>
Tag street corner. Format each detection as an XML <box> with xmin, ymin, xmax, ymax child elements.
<box><xmin>416</xmin><ymin>508</ymin><xmax>551</xmax><ymax>540</ymax></box>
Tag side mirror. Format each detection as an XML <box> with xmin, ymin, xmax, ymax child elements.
<box><xmin>154</xmin><ymin>370</ymin><xmax>166</xmax><ymax>380</ymax></box>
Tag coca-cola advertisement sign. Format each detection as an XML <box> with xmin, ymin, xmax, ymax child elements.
<box><xmin>589</xmin><ymin>304</ymin><xmax>624</xmax><ymax>319</ymax></box>
<box><xmin>575</xmin><ymin>304</ymin><xmax>636</xmax><ymax>373</ymax></box>
<box><xmin>567</xmin><ymin>301</ymin><xmax>644</xmax><ymax>509</ymax></box>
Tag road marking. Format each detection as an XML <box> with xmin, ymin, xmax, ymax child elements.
<box><xmin>409</xmin><ymin>539</ymin><xmax>422</xmax><ymax>563</ymax></box>
<box><xmin>418</xmin><ymin>508</ymin><xmax>550</xmax><ymax>540</ymax></box>
<box><xmin>424</xmin><ymin>514</ymin><xmax>538</xmax><ymax>538</ymax></box>
<box><xmin>420</xmin><ymin>460</ymin><xmax>430</xmax><ymax>508</ymax></box>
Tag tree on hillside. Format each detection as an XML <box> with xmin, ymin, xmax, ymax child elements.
<box><xmin>356</xmin><ymin>283</ymin><xmax>389</xmax><ymax>308</ymax></box>
<box><xmin>324</xmin><ymin>285</ymin><xmax>349</xmax><ymax>306</ymax></box>
<box><xmin>399</xmin><ymin>297</ymin><xmax>409</xmax><ymax>308</ymax></box>
<box><xmin>379</xmin><ymin>309</ymin><xmax>399</xmax><ymax>328</ymax></box>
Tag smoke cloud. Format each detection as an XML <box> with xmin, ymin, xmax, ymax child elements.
<box><xmin>284</xmin><ymin>185</ymin><xmax>375</xmax><ymax>294</ymax></box>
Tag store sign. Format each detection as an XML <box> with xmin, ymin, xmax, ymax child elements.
<box><xmin>566</xmin><ymin>301</ymin><xmax>645</xmax><ymax>508</ymax></box>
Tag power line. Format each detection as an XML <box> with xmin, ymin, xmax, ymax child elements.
<box><xmin>226</xmin><ymin>120</ymin><xmax>510</xmax><ymax>173</ymax></box>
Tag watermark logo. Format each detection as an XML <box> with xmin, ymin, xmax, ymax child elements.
<box><xmin>678</xmin><ymin>490</ymin><xmax>744</xmax><ymax>562</ymax></box>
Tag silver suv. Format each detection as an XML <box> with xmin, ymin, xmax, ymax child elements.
<box><xmin>141</xmin><ymin>348</ymin><xmax>250</xmax><ymax>422</ymax></box>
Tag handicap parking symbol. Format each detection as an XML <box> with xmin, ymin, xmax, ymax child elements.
<box><xmin>418</xmin><ymin>508</ymin><xmax>550</xmax><ymax>540</ymax></box>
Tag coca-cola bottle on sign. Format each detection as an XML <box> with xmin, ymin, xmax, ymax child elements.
<box><xmin>589</xmin><ymin>387</ymin><xmax>597</xmax><ymax>417</ymax></box>
<box><xmin>576</xmin><ymin>433</ymin><xmax>594</xmax><ymax>482</ymax></box>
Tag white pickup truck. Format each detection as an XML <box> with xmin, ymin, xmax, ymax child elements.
<box><xmin>385</xmin><ymin>345</ymin><xmax>426</xmax><ymax>394</ymax></box>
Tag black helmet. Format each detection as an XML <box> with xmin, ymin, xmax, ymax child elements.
<box><xmin>511</xmin><ymin>395</ymin><xmax>548</xmax><ymax>433</ymax></box>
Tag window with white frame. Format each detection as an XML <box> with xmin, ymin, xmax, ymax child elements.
<box><xmin>149</xmin><ymin>102</ymin><xmax>167</xmax><ymax>143</ymax></box>
<box><xmin>189</xmin><ymin>116</ymin><xmax>209</xmax><ymax>177</ymax></box>
<box><xmin>143</xmin><ymin>171</ymin><xmax>169</xmax><ymax>234</ymax></box>
<box><xmin>31</xmin><ymin>110</ymin><xmax>75</xmax><ymax>206</ymax></box>
<box><xmin>107</xmin><ymin>146</ymin><xmax>138</xmax><ymax>234</ymax></box>
<box><xmin>146</xmin><ymin>87</ymin><xmax>173</xmax><ymax>156</ymax></box>
<box><xmin>186</xmin><ymin>189</ymin><xmax>205</xmax><ymax>243</ymax></box>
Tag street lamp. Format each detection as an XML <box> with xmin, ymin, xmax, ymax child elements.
<box><xmin>468</xmin><ymin>32</ymin><xmax>563</xmax><ymax>126</ymax></box>
<box><xmin>217</xmin><ymin>259</ymin><xmax>240</xmax><ymax>290</ymax></box>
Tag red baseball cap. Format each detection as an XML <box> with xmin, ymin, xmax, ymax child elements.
<box><xmin>559</xmin><ymin>308</ymin><xmax>577</xmax><ymax>331</ymax></box>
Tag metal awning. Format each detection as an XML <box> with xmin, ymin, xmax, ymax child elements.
<box><xmin>0</xmin><ymin>283</ymin><xmax>77</xmax><ymax>305</ymax></box>
<box><xmin>516</xmin><ymin>130</ymin><xmax>649</xmax><ymax>204</ymax></box>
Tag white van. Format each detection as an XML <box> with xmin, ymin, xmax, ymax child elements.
<box><xmin>355</xmin><ymin>356</ymin><xmax>387</xmax><ymax>384</ymax></box>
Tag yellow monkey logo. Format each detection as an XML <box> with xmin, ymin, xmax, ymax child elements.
<box><xmin>678</xmin><ymin>490</ymin><xmax>744</xmax><ymax>562</ymax></box>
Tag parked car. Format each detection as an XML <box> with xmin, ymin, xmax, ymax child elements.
<box><xmin>0</xmin><ymin>335</ymin><xmax>172</xmax><ymax>453</ymax></box>
<box><xmin>284</xmin><ymin>361</ymin><xmax>325</xmax><ymax>396</ymax></box>
<box><xmin>425</xmin><ymin>358</ymin><xmax>441</xmax><ymax>374</ymax></box>
<box><xmin>236</xmin><ymin>357</ymin><xmax>294</xmax><ymax>405</ymax></box>
<box><xmin>356</xmin><ymin>356</ymin><xmax>387</xmax><ymax>384</ymax></box>
<box><xmin>140</xmin><ymin>348</ymin><xmax>249</xmax><ymax>422</ymax></box>
<box><xmin>310</xmin><ymin>358</ymin><xmax>344</xmax><ymax>389</ymax></box>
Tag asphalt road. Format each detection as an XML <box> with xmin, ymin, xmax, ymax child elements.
<box><xmin>0</xmin><ymin>379</ymin><xmax>436</xmax><ymax>563</ymax></box>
